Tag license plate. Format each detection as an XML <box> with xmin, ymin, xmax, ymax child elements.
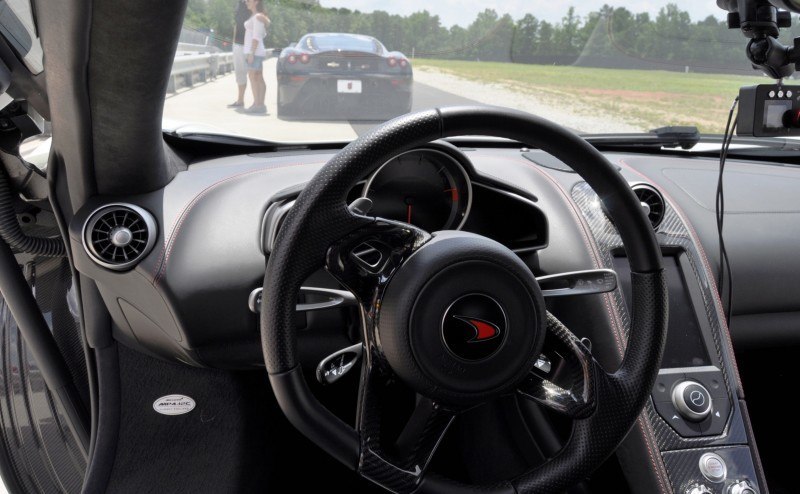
<box><xmin>337</xmin><ymin>80</ymin><xmax>362</xmax><ymax>94</ymax></box>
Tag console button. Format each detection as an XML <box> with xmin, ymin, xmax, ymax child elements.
<box><xmin>651</xmin><ymin>370</ymin><xmax>686</xmax><ymax>403</ymax></box>
<box><xmin>684</xmin><ymin>368</ymin><xmax>727</xmax><ymax>399</ymax></box>
<box><xmin>653</xmin><ymin>399</ymin><xmax>703</xmax><ymax>436</ymax></box>
<box><xmin>697</xmin><ymin>391</ymin><xmax>731</xmax><ymax>436</ymax></box>
<box><xmin>673</xmin><ymin>381</ymin><xmax>713</xmax><ymax>422</ymax></box>
<box><xmin>683</xmin><ymin>384</ymin><xmax>710</xmax><ymax>413</ymax></box>
<box><xmin>728</xmin><ymin>480</ymin><xmax>758</xmax><ymax>494</ymax></box>
<box><xmin>699</xmin><ymin>453</ymin><xmax>727</xmax><ymax>483</ymax></box>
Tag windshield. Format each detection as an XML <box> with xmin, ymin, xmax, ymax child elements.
<box><xmin>303</xmin><ymin>33</ymin><xmax>383</xmax><ymax>53</ymax></box>
<box><xmin>163</xmin><ymin>1</ymin><xmax>797</xmax><ymax>143</ymax></box>
<box><xmin>0</xmin><ymin>0</ymin><xmax>43</xmax><ymax>74</ymax></box>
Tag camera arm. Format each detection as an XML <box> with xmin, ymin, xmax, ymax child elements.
<box><xmin>719</xmin><ymin>0</ymin><xmax>800</xmax><ymax>78</ymax></box>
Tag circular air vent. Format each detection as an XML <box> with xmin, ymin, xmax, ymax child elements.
<box><xmin>82</xmin><ymin>204</ymin><xmax>157</xmax><ymax>271</ymax></box>
<box><xmin>631</xmin><ymin>183</ymin><xmax>666</xmax><ymax>230</ymax></box>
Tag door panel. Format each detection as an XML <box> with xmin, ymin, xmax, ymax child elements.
<box><xmin>0</xmin><ymin>256</ymin><xmax>87</xmax><ymax>494</ymax></box>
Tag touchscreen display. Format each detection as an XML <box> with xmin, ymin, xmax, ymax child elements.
<box><xmin>764</xmin><ymin>100</ymin><xmax>791</xmax><ymax>129</ymax></box>
<box><xmin>613</xmin><ymin>255</ymin><xmax>711</xmax><ymax>368</ymax></box>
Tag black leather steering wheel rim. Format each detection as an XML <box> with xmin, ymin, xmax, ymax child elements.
<box><xmin>261</xmin><ymin>106</ymin><xmax>668</xmax><ymax>493</ymax></box>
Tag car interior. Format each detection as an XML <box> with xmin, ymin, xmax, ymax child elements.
<box><xmin>0</xmin><ymin>0</ymin><xmax>799</xmax><ymax>493</ymax></box>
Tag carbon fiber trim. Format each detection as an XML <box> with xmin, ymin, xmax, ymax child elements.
<box><xmin>570</xmin><ymin>179</ymin><xmax>761</xmax><ymax>492</ymax></box>
<box><xmin>357</xmin><ymin>361</ymin><xmax>455</xmax><ymax>494</ymax></box>
<box><xmin>571</xmin><ymin>181</ymin><xmax>747</xmax><ymax>450</ymax></box>
<box><xmin>518</xmin><ymin>313</ymin><xmax>597</xmax><ymax>419</ymax></box>
<box><xmin>327</xmin><ymin>219</ymin><xmax>450</xmax><ymax>493</ymax></box>
<box><xmin>27</xmin><ymin>258</ymin><xmax>89</xmax><ymax>408</ymax></box>
<box><xmin>0</xmin><ymin>294</ymin><xmax>86</xmax><ymax>493</ymax></box>
<box><xmin>511</xmin><ymin>271</ymin><xmax>667</xmax><ymax>493</ymax></box>
<box><xmin>662</xmin><ymin>446</ymin><xmax>758</xmax><ymax>494</ymax></box>
<box><xmin>263</xmin><ymin>108</ymin><xmax>670</xmax><ymax>493</ymax></box>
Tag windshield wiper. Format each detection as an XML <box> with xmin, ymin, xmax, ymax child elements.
<box><xmin>163</xmin><ymin>130</ymin><xmax>283</xmax><ymax>146</ymax></box>
<box><xmin>585</xmin><ymin>126</ymin><xmax>701</xmax><ymax>151</ymax></box>
<box><xmin>162</xmin><ymin>130</ymin><xmax>355</xmax><ymax>152</ymax></box>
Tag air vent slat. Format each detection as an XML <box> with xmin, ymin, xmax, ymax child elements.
<box><xmin>631</xmin><ymin>184</ymin><xmax>666</xmax><ymax>230</ymax></box>
<box><xmin>83</xmin><ymin>204</ymin><xmax>157</xmax><ymax>271</ymax></box>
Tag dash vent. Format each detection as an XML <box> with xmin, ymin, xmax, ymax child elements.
<box><xmin>82</xmin><ymin>204</ymin><xmax>157</xmax><ymax>271</ymax></box>
<box><xmin>631</xmin><ymin>184</ymin><xmax>666</xmax><ymax>230</ymax></box>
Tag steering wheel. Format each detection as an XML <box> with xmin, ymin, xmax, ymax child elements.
<box><xmin>261</xmin><ymin>107</ymin><xmax>667</xmax><ymax>493</ymax></box>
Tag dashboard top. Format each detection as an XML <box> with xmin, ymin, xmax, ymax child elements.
<box><xmin>66</xmin><ymin>143</ymin><xmax>800</xmax><ymax>368</ymax></box>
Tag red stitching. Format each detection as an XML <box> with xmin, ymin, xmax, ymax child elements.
<box><xmin>638</xmin><ymin>415</ymin><xmax>670</xmax><ymax>494</ymax></box>
<box><xmin>617</xmin><ymin>159</ymin><xmax>744</xmax><ymax>393</ymax></box>
<box><xmin>512</xmin><ymin>155</ymin><xmax>669</xmax><ymax>493</ymax></box>
<box><xmin>152</xmin><ymin>161</ymin><xmax>322</xmax><ymax>285</ymax></box>
<box><xmin>519</xmin><ymin>162</ymin><xmax>627</xmax><ymax>354</ymax></box>
<box><xmin>151</xmin><ymin>168</ymin><xmax>260</xmax><ymax>279</ymax></box>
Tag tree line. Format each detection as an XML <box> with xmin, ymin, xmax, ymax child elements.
<box><xmin>185</xmin><ymin>0</ymin><xmax>800</xmax><ymax>71</ymax></box>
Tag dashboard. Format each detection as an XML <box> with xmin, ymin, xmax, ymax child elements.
<box><xmin>65</xmin><ymin>143</ymin><xmax>800</xmax><ymax>366</ymax></box>
<box><xmin>65</xmin><ymin>138</ymin><xmax>800</xmax><ymax>494</ymax></box>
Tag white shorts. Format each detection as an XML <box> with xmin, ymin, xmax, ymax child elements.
<box><xmin>233</xmin><ymin>44</ymin><xmax>247</xmax><ymax>86</ymax></box>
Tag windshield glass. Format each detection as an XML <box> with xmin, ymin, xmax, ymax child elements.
<box><xmin>163</xmin><ymin>1</ymin><xmax>797</xmax><ymax>143</ymax></box>
<box><xmin>304</xmin><ymin>33</ymin><xmax>383</xmax><ymax>53</ymax></box>
<box><xmin>0</xmin><ymin>0</ymin><xmax>44</xmax><ymax>74</ymax></box>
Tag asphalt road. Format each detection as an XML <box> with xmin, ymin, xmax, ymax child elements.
<box><xmin>163</xmin><ymin>58</ymin><xmax>485</xmax><ymax>142</ymax></box>
<box><xmin>348</xmin><ymin>79</ymin><xmax>482</xmax><ymax>135</ymax></box>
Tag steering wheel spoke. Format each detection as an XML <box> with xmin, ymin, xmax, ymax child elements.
<box><xmin>538</xmin><ymin>269</ymin><xmax>618</xmax><ymax>298</ymax></box>
<box><xmin>517</xmin><ymin>313</ymin><xmax>606</xmax><ymax>419</ymax></box>
<box><xmin>357</xmin><ymin>358</ymin><xmax>456</xmax><ymax>493</ymax></box>
<box><xmin>263</xmin><ymin>108</ymin><xmax>668</xmax><ymax>494</ymax></box>
<box><xmin>325</xmin><ymin>216</ymin><xmax>449</xmax><ymax>492</ymax></box>
<box><xmin>326</xmin><ymin>216</ymin><xmax>430</xmax><ymax>311</ymax></box>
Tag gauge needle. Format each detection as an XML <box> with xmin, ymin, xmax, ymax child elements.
<box><xmin>444</xmin><ymin>188</ymin><xmax>459</xmax><ymax>201</ymax></box>
<box><xmin>407</xmin><ymin>204</ymin><xmax>412</xmax><ymax>223</ymax></box>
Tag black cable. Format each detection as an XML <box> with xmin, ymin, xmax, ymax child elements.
<box><xmin>716</xmin><ymin>97</ymin><xmax>738</xmax><ymax>325</ymax></box>
<box><xmin>0</xmin><ymin>168</ymin><xmax>65</xmax><ymax>257</ymax></box>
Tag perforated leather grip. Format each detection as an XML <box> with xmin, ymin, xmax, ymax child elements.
<box><xmin>262</xmin><ymin>106</ymin><xmax>662</xmax><ymax>375</ymax></box>
<box><xmin>261</xmin><ymin>107</ymin><xmax>667</xmax><ymax>492</ymax></box>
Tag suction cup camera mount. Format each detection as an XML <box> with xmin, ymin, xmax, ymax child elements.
<box><xmin>718</xmin><ymin>0</ymin><xmax>800</xmax><ymax>79</ymax></box>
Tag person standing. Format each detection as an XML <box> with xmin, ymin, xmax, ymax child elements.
<box><xmin>227</xmin><ymin>0</ymin><xmax>251</xmax><ymax>108</ymax></box>
<box><xmin>243</xmin><ymin>0</ymin><xmax>270</xmax><ymax>114</ymax></box>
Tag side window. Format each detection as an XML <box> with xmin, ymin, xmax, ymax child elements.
<box><xmin>0</xmin><ymin>1</ymin><xmax>43</xmax><ymax>74</ymax></box>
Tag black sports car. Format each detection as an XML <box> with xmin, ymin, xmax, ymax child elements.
<box><xmin>276</xmin><ymin>33</ymin><xmax>413</xmax><ymax>120</ymax></box>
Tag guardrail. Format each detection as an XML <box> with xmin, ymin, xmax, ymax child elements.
<box><xmin>176</xmin><ymin>42</ymin><xmax>219</xmax><ymax>55</ymax></box>
<box><xmin>168</xmin><ymin>52</ymin><xmax>234</xmax><ymax>93</ymax></box>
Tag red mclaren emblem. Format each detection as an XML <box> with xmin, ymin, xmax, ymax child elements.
<box><xmin>451</xmin><ymin>316</ymin><xmax>500</xmax><ymax>343</ymax></box>
<box><xmin>442</xmin><ymin>294</ymin><xmax>507</xmax><ymax>361</ymax></box>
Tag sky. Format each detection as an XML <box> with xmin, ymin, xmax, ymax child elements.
<box><xmin>318</xmin><ymin>0</ymin><xmax>725</xmax><ymax>28</ymax></box>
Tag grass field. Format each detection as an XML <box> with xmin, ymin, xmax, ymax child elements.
<box><xmin>414</xmin><ymin>59</ymin><xmax>767</xmax><ymax>134</ymax></box>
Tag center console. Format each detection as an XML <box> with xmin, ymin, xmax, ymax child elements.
<box><xmin>615</xmin><ymin>253</ymin><xmax>730</xmax><ymax>438</ymax></box>
<box><xmin>570</xmin><ymin>180</ymin><xmax>766</xmax><ymax>494</ymax></box>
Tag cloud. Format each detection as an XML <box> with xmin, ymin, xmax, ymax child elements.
<box><xmin>319</xmin><ymin>0</ymin><xmax>724</xmax><ymax>28</ymax></box>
